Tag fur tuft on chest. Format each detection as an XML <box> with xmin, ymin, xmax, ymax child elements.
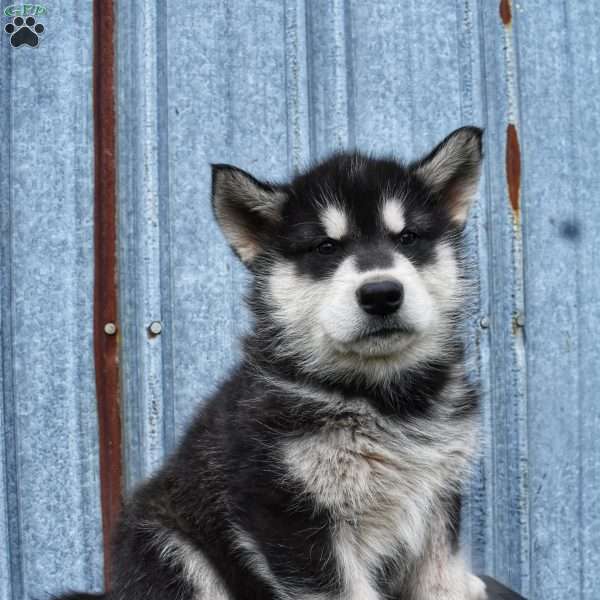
<box><xmin>282</xmin><ymin>406</ymin><xmax>477</xmax><ymax>560</ymax></box>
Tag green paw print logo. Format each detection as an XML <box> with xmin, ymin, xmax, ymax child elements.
<box><xmin>3</xmin><ymin>4</ymin><xmax>47</xmax><ymax>48</ymax></box>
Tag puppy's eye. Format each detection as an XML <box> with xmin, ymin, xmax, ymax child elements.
<box><xmin>397</xmin><ymin>230</ymin><xmax>419</xmax><ymax>246</ymax></box>
<box><xmin>317</xmin><ymin>240</ymin><xmax>338</xmax><ymax>255</ymax></box>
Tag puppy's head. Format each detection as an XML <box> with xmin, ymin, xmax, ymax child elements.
<box><xmin>212</xmin><ymin>127</ymin><xmax>483</xmax><ymax>384</ymax></box>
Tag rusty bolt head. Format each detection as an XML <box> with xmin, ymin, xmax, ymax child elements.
<box><xmin>515</xmin><ymin>313</ymin><xmax>525</xmax><ymax>328</ymax></box>
<box><xmin>149</xmin><ymin>321</ymin><xmax>162</xmax><ymax>335</ymax></box>
<box><xmin>104</xmin><ymin>322</ymin><xmax>117</xmax><ymax>335</ymax></box>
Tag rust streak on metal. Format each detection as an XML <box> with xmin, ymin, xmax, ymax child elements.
<box><xmin>506</xmin><ymin>123</ymin><xmax>521</xmax><ymax>219</ymax></box>
<box><xmin>500</xmin><ymin>0</ymin><xmax>512</xmax><ymax>25</ymax></box>
<box><xmin>93</xmin><ymin>0</ymin><xmax>122</xmax><ymax>587</ymax></box>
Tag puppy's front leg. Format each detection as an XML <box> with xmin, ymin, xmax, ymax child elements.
<box><xmin>406</xmin><ymin>520</ymin><xmax>487</xmax><ymax>600</ymax></box>
<box><xmin>410</xmin><ymin>551</ymin><xmax>487</xmax><ymax>600</ymax></box>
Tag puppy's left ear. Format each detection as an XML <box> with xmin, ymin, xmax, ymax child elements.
<box><xmin>412</xmin><ymin>126</ymin><xmax>483</xmax><ymax>226</ymax></box>
<box><xmin>211</xmin><ymin>164</ymin><xmax>287</xmax><ymax>266</ymax></box>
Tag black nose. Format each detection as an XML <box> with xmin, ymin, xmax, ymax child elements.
<box><xmin>357</xmin><ymin>280</ymin><xmax>404</xmax><ymax>316</ymax></box>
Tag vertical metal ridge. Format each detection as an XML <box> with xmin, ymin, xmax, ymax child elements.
<box><xmin>560</xmin><ymin>7</ymin><xmax>585</xmax><ymax>597</ymax></box>
<box><xmin>499</xmin><ymin>3</ymin><xmax>530</xmax><ymax>592</ymax></box>
<box><xmin>473</xmin><ymin>0</ymin><xmax>501</xmax><ymax>579</ymax></box>
<box><xmin>305</xmin><ymin>0</ymin><xmax>352</xmax><ymax>156</ymax></box>
<box><xmin>330</xmin><ymin>0</ymin><xmax>351</xmax><ymax>149</ymax></box>
<box><xmin>117</xmin><ymin>0</ymin><xmax>169</xmax><ymax>488</ymax></box>
<box><xmin>93</xmin><ymin>0</ymin><xmax>122</xmax><ymax>586</ymax></box>
<box><xmin>284</xmin><ymin>0</ymin><xmax>311</xmax><ymax>172</ymax></box>
<box><xmin>475</xmin><ymin>0</ymin><xmax>530</xmax><ymax>591</ymax></box>
<box><xmin>455</xmin><ymin>0</ymin><xmax>495</xmax><ymax>575</ymax></box>
<box><xmin>155</xmin><ymin>0</ymin><xmax>176</xmax><ymax>457</ymax></box>
<box><xmin>0</xmin><ymin>222</ymin><xmax>22</xmax><ymax>600</ymax></box>
<box><xmin>115</xmin><ymin>0</ymin><xmax>144</xmax><ymax>491</ymax></box>
<box><xmin>560</xmin><ymin>6</ymin><xmax>600</xmax><ymax>597</ymax></box>
<box><xmin>341</xmin><ymin>0</ymin><xmax>355</xmax><ymax>148</ymax></box>
<box><xmin>303</xmin><ymin>0</ymin><xmax>316</xmax><ymax>160</ymax></box>
<box><xmin>0</xmin><ymin>28</ymin><xmax>23</xmax><ymax>600</ymax></box>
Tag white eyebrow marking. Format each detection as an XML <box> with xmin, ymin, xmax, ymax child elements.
<box><xmin>382</xmin><ymin>200</ymin><xmax>406</xmax><ymax>234</ymax></box>
<box><xmin>321</xmin><ymin>205</ymin><xmax>349</xmax><ymax>240</ymax></box>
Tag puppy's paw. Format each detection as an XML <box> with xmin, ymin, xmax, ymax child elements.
<box><xmin>411</xmin><ymin>571</ymin><xmax>487</xmax><ymax>600</ymax></box>
<box><xmin>467</xmin><ymin>574</ymin><xmax>487</xmax><ymax>599</ymax></box>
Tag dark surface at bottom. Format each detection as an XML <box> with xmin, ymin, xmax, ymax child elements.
<box><xmin>482</xmin><ymin>576</ymin><xmax>527</xmax><ymax>599</ymax></box>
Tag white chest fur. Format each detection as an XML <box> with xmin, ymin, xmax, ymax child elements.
<box><xmin>282</xmin><ymin>400</ymin><xmax>477</xmax><ymax>598</ymax></box>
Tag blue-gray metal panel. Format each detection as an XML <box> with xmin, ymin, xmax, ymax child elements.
<box><xmin>0</xmin><ymin>2</ymin><xmax>103</xmax><ymax>598</ymax></box>
<box><xmin>516</xmin><ymin>3</ymin><xmax>600</xmax><ymax>599</ymax></box>
<box><xmin>160</xmin><ymin>0</ymin><xmax>284</xmax><ymax>439</ymax></box>
<box><xmin>117</xmin><ymin>0</ymin><xmax>295</xmax><ymax>484</ymax></box>
<box><xmin>346</xmin><ymin>1</ymin><xmax>462</xmax><ymax>156</ymax></box>
<box><xmin>284</xmin><ymin>0</ymin><xmax>311</xmax><ymax>172</ymax></box>
<box><xmin>117</xmin><ymin>0</ymin><xmax>174</xmax><ymax>489</ymax></box>
<box><xmin>306</xmin><ymin>0</ymin><xmax>352</xmax><ymax>153</ymax></box>
<box><xmin>477</xmin><ymin>2</ymin><xmax>530</xmax><ymax>592</ymax></box>
<box><xmin>0</xmin><ymin>247</ymin><xmax>13</xmax><ymax>600</ymax></box>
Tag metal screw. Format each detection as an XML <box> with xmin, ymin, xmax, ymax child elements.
<box><xmin>104</xmin><ymin>322</ymin><xmax>117</xmax><ymax>335</ymax></box>
<box><xmin>148</xmin><ymin>321</ymin><xmax>162</xmax><ymax>335</ymax></box>
<box><xmin>479</xmin><ymin>316</ymin><xmax>490</xmax><ymax>329</ymax></box>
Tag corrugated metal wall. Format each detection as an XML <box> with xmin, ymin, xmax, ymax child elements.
<box><xmin>0</xmin><ymin>2</ymin><xmax>103</xmax><ymax>599</ymax></box>
<box><xmin>1</xmin><ymin>1</ymin><xmax>599</xmax><ymax>599</ymax></box>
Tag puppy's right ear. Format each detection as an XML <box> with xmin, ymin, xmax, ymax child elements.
<box><xmin>412</xmin><ymin>127</ymin><xmax>483</xmax><ymax>226</ymax></box>
<box><xmin>211</xmin><ymin>165</ymin><xmax>287</xmax><ymax>265</ymax></box>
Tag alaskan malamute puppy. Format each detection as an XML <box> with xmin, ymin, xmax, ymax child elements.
<box><xmin>59</xmin><ymin>127</ymin><xmax>487</xmax><ymax>600</ymax></box>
